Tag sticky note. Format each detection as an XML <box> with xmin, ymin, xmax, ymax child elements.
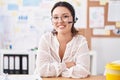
<box><xmin>116</xmin><ymin>22</ymin><xmax>120</xmax><ymax>28</ymax></box>
<box><xmin>8</xmin><ymin>4</ymin><xmax>18</xmax><ymax>10</ymax></box>
<box><xmin>23</xmin><ymin>0</ymin><xmax>40</xmax><ymax>6</ymax></box>
<box><xmin>0</xmin><ymin>1</ymin><xmax>3</xmax><ymax>6</ymax></box>
<box><xmin>93</xmin><ymin>29</ymin><xmax>110</xmax><ymax>35</ymax></box>
<box><xmin>100</xmin><ymin>0</ymin><xmax>108</xmax><ymax>5</ymax></box>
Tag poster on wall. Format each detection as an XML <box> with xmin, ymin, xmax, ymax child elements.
<box><xmin>108</xmin><ymin>0</ymin><xmax>120</xmax><ymax>22</ymax></box>
<box><xmin>89</xmin><ymin>7</ymin><xmax>104</xmax><ymax>28</ymax></box>
<box><xmin>70</xmin><ymin>0</ymin><xmax>87</xmax><ymax>29</ymax></box>
<box><xmin>0</xmin><ymin>0</ymin><xmax>88</xmax><ymax>50</ymax></box>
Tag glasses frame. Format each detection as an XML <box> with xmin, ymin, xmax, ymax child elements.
<box><xmin>51</xmin><ymin>14</ymin><xmax>72</xmax><ymax>23</ymax></box>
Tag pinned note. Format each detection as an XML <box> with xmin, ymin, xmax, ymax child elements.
<box><xmin>105</xmin><ymin>25</ymin><xmax>115</xmax><ymax>30</ymax></box>
<box><xmin>17</xmin><ymin>0</ymin><xmax>22</xmax><ymax>5</ymax></box>
<box><xmin>100</xmin><ymin>0</ymin><xmax>108</xmax><ymax>5</ymax></box>
<box><xmin>0</xmin><ymin>0</ymin><xmax>4</xmax><ymax>6</ymax></box>
<box><xmin>8</xmin><ymin>4</ymin><xmax>18</xmax><ymax>10</ymax></box>
<box><xmin>108</xmin><ymin>0</ymin><xmax>120</xmax><ymax>21</ymax></box>
<box><xmin>93</xmin><ymin>29</ymin><xmax>110</xmax><ymax>35</ymax></box>
<box><xmin>116</xmin><ymin>22</ymin><xmax>120</xmax><ymax>28</ymax></box>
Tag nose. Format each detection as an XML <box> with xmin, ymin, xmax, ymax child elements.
<box><xmin>58</xmin><ymin>17</ymin><xmax>63</xmax><ymax>22</ymax></box>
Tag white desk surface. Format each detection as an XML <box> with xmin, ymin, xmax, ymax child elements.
<box><xmin>0</xmin><ymin>75</ymin><xmax>42</xmax><ymax>80</ymax></box>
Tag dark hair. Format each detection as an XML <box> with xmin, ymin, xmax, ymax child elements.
<box><xmin>51</xmin><ymin>1</ymin><xmax>78</xmax><ymax>36</ymax></box>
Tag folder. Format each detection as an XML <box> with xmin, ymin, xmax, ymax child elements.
<box><xmin>3</xmin><ymin>56</ymin><xmax>9</xmax><ymax>73</ymax></box>
<box><xmin>3</xmin><ymin>54</ymin><xmax>29</xmax><ymax>74</ymax></box>
<box><xmin>9</xmin><ymin>56</ymin><xmax>14</xmax><ymax>74</ymax></box>
<box><xmin>22</xmin><ymin>56</ymin><xmax>28</xmax><ymax>74</ymax></box>
<box><xmin>15</xmin><ymin>56</ymin><xmax>20</xmax><ymax>74</ymax></box>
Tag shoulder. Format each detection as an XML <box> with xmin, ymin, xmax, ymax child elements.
<box><xmin>73</xmin><ymin>34</ymin><xmax>88</xmax><ymax>45</ymax></box>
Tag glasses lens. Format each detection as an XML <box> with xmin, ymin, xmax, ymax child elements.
<box><xmin>52</xmin><ymin>15</ymin><xmax>70</xmax><ymax>23</ymax></box>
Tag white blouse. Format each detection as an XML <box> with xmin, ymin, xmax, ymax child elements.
<box><xmin>34</xmin><ymin>32</ymin><xmax>90</xmax><ymax>78</ymax></box>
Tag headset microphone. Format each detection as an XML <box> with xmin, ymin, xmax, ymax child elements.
<box><xmin>68</xmin><ymin>21</ymin><xmax>73</xmax><ymax>24</ymax></box>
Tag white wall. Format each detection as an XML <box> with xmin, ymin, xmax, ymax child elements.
<box><xmin>91</xmin><ymin>38</ymin><xmax>120</xmax><ymax>75</ymax></box>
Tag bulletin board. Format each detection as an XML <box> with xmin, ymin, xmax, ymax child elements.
<box><xmin>79</xmin><ymin>0</ymin><xmax>120</xmax><ymax>49</ymax></box>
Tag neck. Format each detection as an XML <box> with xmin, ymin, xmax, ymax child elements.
<box><xmin>57</xmin><ymin>32</ymin><xmax>73</xmax><ymax>43</ymax></box>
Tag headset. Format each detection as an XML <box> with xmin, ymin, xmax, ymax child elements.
<box><xmin>68</xmin><ymin>17</ymin><xmax>78</xmax><ymax>24</ymax></box>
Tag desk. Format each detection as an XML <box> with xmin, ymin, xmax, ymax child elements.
<box><xmin>0</xmin><ymin>75</ymin><xmax>105</xmax><ymax>80</ymax></box>
<box><xmin>42</xmin><ymin>76</ymin><xmax>106</xmax><ymax>80</ymax></box>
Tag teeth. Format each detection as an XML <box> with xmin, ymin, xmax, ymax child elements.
<box><xmin>59</xmin><ymin>26</ymin><xmax>64</xmax><ymax>28</ymax></box>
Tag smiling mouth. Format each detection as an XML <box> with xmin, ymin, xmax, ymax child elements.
<box><xmin>59</xmin><ymin>26</ymin><xmax>65</xmax><ymax>29</ymax></box>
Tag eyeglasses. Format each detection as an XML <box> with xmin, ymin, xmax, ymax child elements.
<box><xmin>51</xmin><ymin>15</ymin><xmax>71</xmax><ymax>23</ymax></box>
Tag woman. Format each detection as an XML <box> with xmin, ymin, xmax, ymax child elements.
<box><xmin>34</xmin><ymin>1</ymin><xmax>90</xmax><ymax>78</ymax></box>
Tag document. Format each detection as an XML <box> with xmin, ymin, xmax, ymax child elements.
<box><xmin>108</xmin><ymin>0</ymin><xmax>120</xmax><ymax>21</ymax></box>
<box><xmin>93</xmin><ymin>28</ymin><xmax>110</xmax><ymax>35</ymax></box>
<box><xmin>89</xmin><ymin>7</ymin><xmax>104</xmax><ymax>28</ymax></box>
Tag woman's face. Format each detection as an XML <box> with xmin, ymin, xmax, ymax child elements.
<box><xmin>52</xmin><ymin>6</ymin><xmax>73</xmax><ymax>34</ymax></box>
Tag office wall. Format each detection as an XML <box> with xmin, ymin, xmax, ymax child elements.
<box><xmin>0</xmin><ymin>0</ymin><xmax>88</xmax><ymax>50</ymax></box>
<box><xmin>91</xmin><ymin>38</ymin><xmax>120</xmax><ymax>75</ymax></box>
<box><xmin>0</xmin><ymin>0</ymin><xmax>120</xmax><ymax>75</ymax></box>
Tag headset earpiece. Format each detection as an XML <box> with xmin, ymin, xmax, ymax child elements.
<box><xmin>74</xmin><ymin>17</ymin><xmax>78</xmax><ymax>23</ymax></box>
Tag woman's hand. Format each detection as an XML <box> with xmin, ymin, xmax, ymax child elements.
<box><xmin>65</xmin><ymin>61</ymin><xmax>76</xmax><ymax>68</ymax></box>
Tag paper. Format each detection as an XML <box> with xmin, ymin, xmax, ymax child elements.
<box><xmin>105</xmin><ymin>25</ymin><xmax>115</xmax><ymax>30</ymax></box>
<box><xmin>93</xmin><ymin>29</ymin><xmax>110</xmax><ymax>35</ymax></box>
<box><xmin>89</xmin><ymin>7</ymin><xmax>104</xmax><ymax>28</ymax></box>
<box><xmin>73</xmin><ymin>0</ymin><xmax>87</xmax><ymax>28</ymax></box>
<box><xmin>8</xmin><ymin>4</ymin><xmax>18</xmax><ymax>10</ymax></box>
<box><xmin>23</xmin><ymin>0</ymin><xmax>41</xmax><ymax>6</ymax></box>
<box><xmin>116</xmin><ymin>22</ymin><xmax>120</xmax><ymax>28</ymax></box>
<box><xmin>108</xmin><ymin>0</ymin><xmax>120</xmax><ymax>21</ymax></box>
<box><xmin>0</xmin><ymin>0</ymin><xmax>4</xmax><ymax>6</ymax></box>
<box><xmin>100</xmin><ymin>0</ymin><xmax>108</xmax><ymax>5</ymax></box>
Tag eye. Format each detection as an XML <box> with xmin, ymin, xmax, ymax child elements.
<box><xmin>53</xmin><ymin>16</ymin><xmax>59</xmax><ymax>19</ymax></box>
<box><xmin>63</xmin><ymin>15</ymin><xmax>69</xmax><ymax>18</ymax></box>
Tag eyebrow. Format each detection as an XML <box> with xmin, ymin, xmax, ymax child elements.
<box><xmin>52</xmin><ymin>13</ymin><xmax>70</xmax><ymax>16</ymax></box>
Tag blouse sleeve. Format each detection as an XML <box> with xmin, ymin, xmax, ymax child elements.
<box><xmin>62</xmin><ymin>37</ymin><xmax>90</xmax><ymax>78</ymax></box>
<box><xmin>34</xmin><ymin>34</ymin><xmax>66</xmax><ymax>77</ymax></box>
